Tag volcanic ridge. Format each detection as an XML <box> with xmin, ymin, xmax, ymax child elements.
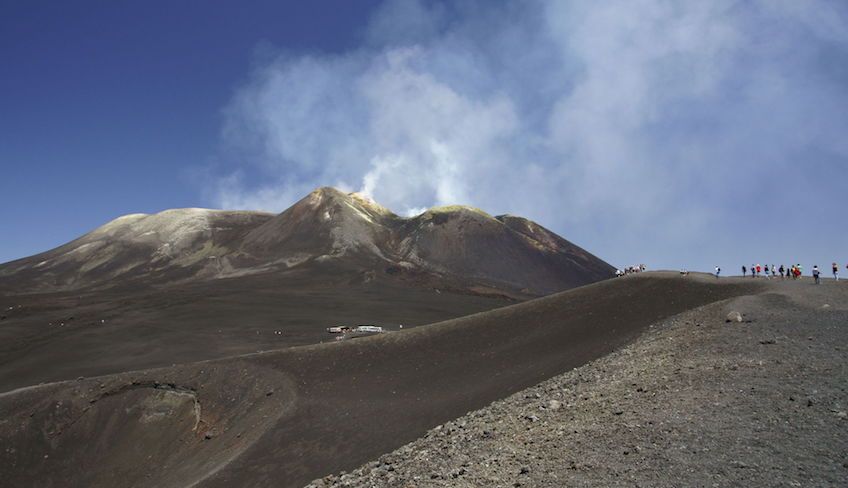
<box><xmin>0</xmin><ymin>187</ymin><xmax>613</xmax><ymax>297</ymax></box>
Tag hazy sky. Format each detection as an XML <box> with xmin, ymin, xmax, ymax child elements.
<box><xmin>2</xmin><ymin>0</ymin><xmax>846</xmax><ymax>272</ymax></box>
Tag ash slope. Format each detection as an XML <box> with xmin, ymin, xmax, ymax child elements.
<box><xmin>323</xmin><ymin>278</ymin><xmax>848</xmax><ymax>488</ymax></box>
<box><xmin>0</xmin><ymin>265</ymin><xmax>510</xmax><ymax>392</ymax></box>
<box><xmin>0</xmin><ymin>187</ymin><xmax>613</xmax><ymax>297</ymax></box>
<box><xmin>0</xmin><ymin>274</ymin><xmax>760</xmax><ymax>488</ymax></box>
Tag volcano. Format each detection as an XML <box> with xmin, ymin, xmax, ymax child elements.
<box><xmin>0</xmin><ymin>188</ymin><xmax>613</xmax><ymax>390</ymax></box>
<box><xmin>0</xmin><ymin>187</ymin><xmax>613</xmax><ymax>296</ymax></box>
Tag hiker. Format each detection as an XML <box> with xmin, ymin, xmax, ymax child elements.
<box><xmin>813</xmin><ymin>265</ymin><xmax>821</xmax><ymax>284</ymax></box>
<box><xmin>715</xmin><ymin>266</ymin><xmax>721</xmax><ymax>278</ymax></box>
<box><xmin>742</xmin><ymin>265</ymin><xmax>747</xmax><ymax>277</ymax></box>
<box><xmin>779</xmin><ymin>264</ymin><xmax>785</xmax><ymax>278</ymax></box>
<box><xmin>756</xmin><ymin>264</ymin><xmax>762</xmax><ymax>277</ymax></box>
<box><xmin>764</xmin><ymin>265</ymin><xmax>770</xmax><ymax>279</ymax></box>
<box><xmin>771</xmin><ymin>265</ymin><xmax>776</xmax><ymax>277</ymax></box>
<box><xmin>833</xmin><ymin>263</ymin><xmax>839</xmax><ymax>281</ymax></box>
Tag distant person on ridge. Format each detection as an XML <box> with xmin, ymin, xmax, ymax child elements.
<box><xmin>779</xmin><ymin>264</ymin><xmax>785</xmax><ymax>279</ymax></box>
<box><xmin>833</xmin><ymin>263</ymin><xmax>839</xmax><ymax>281</ymax></box>
<box><xmin>715</xmin><ymin>266</ymin><xmax>721</xmax><ymax>278</ymax></box>
<box><xmin>742</xmin><ymin>265</ymin><xmax>747</xmax><ymax>277</ymax></box>
<box><xmin>813</xmin><ymin>265</ymin><xmax>821</xmax><ymax>284</ymax></box>
<box><xmin>764</xmin><ymin>265</ymin><xmax>770</xmax><ymax>279</ymax></box>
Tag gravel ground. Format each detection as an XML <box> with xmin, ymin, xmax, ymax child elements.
<box><xmin>307</xmin><ymin>280</ymin><xmax>848</xmax><ymax>487</ymax></box>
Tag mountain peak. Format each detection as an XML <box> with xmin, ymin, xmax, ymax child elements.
<box><xmin>1</xmin><ymin>188</ymin><xmax>614</xmax><ymax>295</ymax></box>
<box><xmin>309</xmin><ymin>186</ymin><xmax>347</xmax><ymax>200</ymax></box>
<box><xmin>304</xmin><ymin>187</ymin><xmax>396</xmax><ymax>218</ymax></box>
<box><xmin>421</xmin><ymin>205</ymin><xmax>494</xmax><ymax>221</ymax></box>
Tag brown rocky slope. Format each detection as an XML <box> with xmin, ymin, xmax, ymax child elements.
<box><xmin>310</xmin><ymin>276</ymin><xmax>848</xmax><ymax>487</ymax></box>
<box><xmin>0</xmin><ymin>187</ymin><xmax>613</xmax><ymax>296</ymax></box>
<box><xmin>0</xmin><ymin>273</ymin><xmax>761</xmax><ymax>487</ymax></box>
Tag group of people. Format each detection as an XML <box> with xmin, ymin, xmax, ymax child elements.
<box><xmin>740</xmin><ymin>264</ymin><xmax>799</xmax><ymax>279</ymax></box>
<box><xmin>615</xmin><ymin>264</ymin><xmax>647</xmax><ymax>277</ymax></box>
<box><xmin>616</xmin><ymin>262</ymin><xmax>843</xmax><ymax>283</ymax></box>
<box><xmin>738</xmin><ymin>262</ymin><xmax>844</xmax><ymax>284</ymax></box>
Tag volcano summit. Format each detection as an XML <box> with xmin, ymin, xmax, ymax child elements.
<box><xmin>0</xmin><ymin>187</ymin><xmax>612</xmax><ymax>296</ymax></box>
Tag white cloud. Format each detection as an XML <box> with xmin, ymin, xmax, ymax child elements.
<box><xmin>209</xmin><ymin>0</ymin><xmax>848</xmax><ymax>271</ymax></box>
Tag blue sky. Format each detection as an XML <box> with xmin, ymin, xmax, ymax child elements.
<box><xmin>0</xmin><ymin>0</ymin><xmax>381</xmax><ymax>262</ymax></box>
<box><xmin>2</xmin><ymin>0</ymin><xmax>847</xmax><ymax>272</ymax></box>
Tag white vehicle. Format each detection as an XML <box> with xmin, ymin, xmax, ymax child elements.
<box><xmin>354</xmin><ymin>325</ymin><xmax>383</xmax><ymax>333</ymax></box>
<box><xmin>326</xmin><ymin>326</ymin><xmax>351</xmax><ymax>334</ymax></box>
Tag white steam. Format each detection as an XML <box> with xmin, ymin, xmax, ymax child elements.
<box><xmin>209</xmin><ymin>0</ymin><xmax>848</xmax><ymax>271</ymax></box>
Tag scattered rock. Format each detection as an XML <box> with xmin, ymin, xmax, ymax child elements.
<box><xmin>725</xmin><ymin>311</ymin><xmax>743</xmax><ymax>323</ymax></box>
<box><xmin>759</xmin><ymin>339</ymin><xmax>776</xmax><ymax>345</ymax></box>
<box><xmin>547</xmin><ymin>400</ymin><xmax>562</xmax><ymax>411</ymax></box>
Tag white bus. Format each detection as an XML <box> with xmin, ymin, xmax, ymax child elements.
<box><xmin>354</xmin><ymin>325</ymin><xmax>383</xmax><ymax>333</ymax></box>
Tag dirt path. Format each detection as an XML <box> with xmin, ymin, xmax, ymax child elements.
<box><xmin>309</xmin><ymin>280</ymin><xmax>848</xmax><ymax>487</ymax></box>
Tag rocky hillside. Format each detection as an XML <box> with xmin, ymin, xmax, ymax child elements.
<box><xmin>308</xmin><ymin>278</ymin><xmax>848</xmax><ymax>488</ymax></box>
<box><xmin>0</xmin><ymin>209</ymin><xmax>272</xmax><ymax>291</ymax></box>
<box><xmin>0</xmin><ymin>273</ymin><xmax>761</xmax><ymax>488</ymax></box>
<box><xmin>0</xmin><ymin>187</ymin><xmax>614</xmax><ymax>295</ymax></box>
